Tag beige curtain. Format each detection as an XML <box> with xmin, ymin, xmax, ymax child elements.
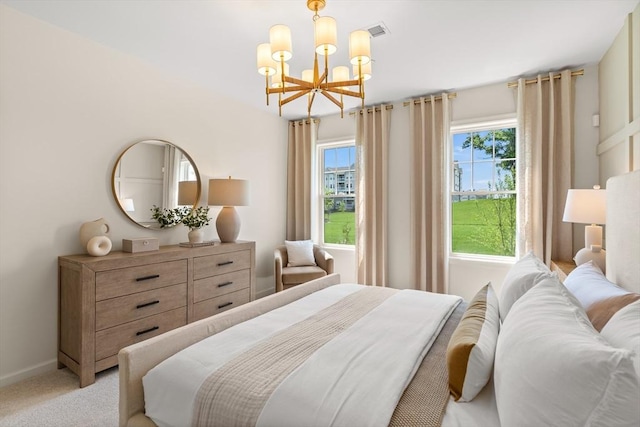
<box><xmin>286</xmin><ymin>119</ymin><xmax>318</xmax><ymax>240</ymax></box>
<box><xmin>517</xmin><ymin>70</ymin><xmax>574</xmax><ymax>265</ymax></box>
<box><xmin>410</xmin><ymin>95</ymin><xmax>451</xmax><ymax>293</ymax></box>
<box><xmin>355</xmin><ymin>105</ymin><xmax>391</xmax><ymax>286</ymax></box>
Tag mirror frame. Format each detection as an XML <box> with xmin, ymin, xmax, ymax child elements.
<box><xmin>111</xmin><ymin>139</ymin><xmax>202</xmax><ymax>229</ymax></box>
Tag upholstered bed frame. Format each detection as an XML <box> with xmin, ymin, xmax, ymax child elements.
<box><xmin>604</xmin><ymin>170</ymin><xmax>640</xmax><ymax>294</ymax></box>
<box><xmin>119</xmin><ymin>273</ymin><xmax>342</xmax><ymax>427</ymax></box>
<box><xmin>118</xmin><ymin>170</ymin><xmax>640</xmax><ymax>427</ymax></box>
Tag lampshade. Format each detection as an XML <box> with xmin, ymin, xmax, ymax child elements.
<box><xmin>353</xmin><ymin>61</ymin><xmax>372</xmax><ymax>81</ymax></box>
<box><xmin>178</xmin><ymin>180</ymin><xmax>198</xmax><ymax>206</ymax></box>
<box><xmin>349</xmin><ymin>30</ymin><xmax>371</xmax><ymax>65</ymax></box>
<box><xmin>270</xmin><ymin>24</ymin><xmax>292</xmax><ymax>61</ymax></box>
<box><xmin>271</xmin><ymin>63</ymin><xmax>290</xmax><ymax>88</ymax></box>
<box><xmin>332</xmin><ymin>66</ymin><xmax>349</xmax><ymax>85</ymax></box>
<box><xmin>302</xmin><ymin>69</ymin><xmax>314</xmax><ymax>83</ymax></box>
<box><xmin>562</xmin><ymin>187</ymin><xmax>606</xmax><ymax>225</ymax></box>
<box><xmin>257</xmin><ymin>43</ymin><xmax>276</xmax><ymax>76</ymax></box>
<box><xmin>315</xmin><ymin>16</ymin><xmax>337</xmax><ymax>55</ymax></box>
<box><xmin>208</xmin><ymin>178</ymin><xmax>249</xmax><ymax>207</ymax></box>
<box><xmin>122</xmin><ymin>198</ymin><xmax>135</xmax><ymax>212</ymax></box>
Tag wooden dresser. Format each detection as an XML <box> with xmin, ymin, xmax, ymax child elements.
<box><xmin>58</xmin><ymin>241</ymin><xmax>255</xmax><ymax>387</ymax></box>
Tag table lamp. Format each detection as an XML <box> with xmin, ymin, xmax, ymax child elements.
<box><xmin>562</xmin><ymin>185</ymin><xmax>606</xmax><ymax>271</ymax></box>
<box><xmin>177</xmin><ymin>181</ymin><xmax>199</xmax><ymax>206</ymax></box>
<box><xmin>208</xmin><ymin>177</ymin><xmax>249</xmax><ymax>243</ymax></box>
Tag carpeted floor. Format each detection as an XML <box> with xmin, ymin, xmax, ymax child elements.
<box><xmin>0</xmin><ymin>367</ymin><xmax>118</xmax><ymax>427</ymax></box>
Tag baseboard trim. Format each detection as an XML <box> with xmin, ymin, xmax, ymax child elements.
<box><xmin>0</xmin><ymin>359</ymin><xmax>58</xmax><ymax>388</ymax></box>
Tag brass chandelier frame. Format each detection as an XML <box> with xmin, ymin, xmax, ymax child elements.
<box><xmin>258</xmin><ymin>0</ymin><xmax>370</xmax><ymax>118</ymax></box>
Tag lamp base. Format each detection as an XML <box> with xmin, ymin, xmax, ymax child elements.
<box><xmin>574</xmin><ymin>246</ymin><xmax>606</xmax><ymax>273</ymax></box>
<box><xmin>216</xmin><ymin>206</ymin><xmax>241</xmax><ymax>243</ymax></box>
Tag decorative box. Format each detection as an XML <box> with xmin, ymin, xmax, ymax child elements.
<box><xmin>122</xmin><ymin>237</ymin><xmax>159</xmax><ymax>253</ymax></box>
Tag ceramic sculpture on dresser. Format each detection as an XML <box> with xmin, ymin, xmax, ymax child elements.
<box><xmin>79</xmin><ymin>218</ymin><xmax>112</xmax><ymax>256</ymax></box>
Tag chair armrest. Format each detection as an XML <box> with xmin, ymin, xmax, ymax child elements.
<box><xmin>274</xmin><ymin>246</ymin><xmax>287</xmax><ymax>292</ymax></box>
<box><xmin>313</xmin><ymin>246</ymin><xmax>334</xmax><ymax>274</ymax></box>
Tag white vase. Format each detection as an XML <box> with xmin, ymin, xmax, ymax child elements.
<box><xmin>188</xmin><ymin>228</ymin><xmax>204</xmax><ymax>243</ymax></box>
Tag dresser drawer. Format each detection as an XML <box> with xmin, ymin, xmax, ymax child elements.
<box><xmin>95</xmin><ymin>283</ymin><xmax>187</xmax><ymax>331</ymax></box>
<box><xmin>194</xmin><ymin>250</ymin><xmax>251</xmax><ymax>280</ymax></box>
<box><xmin>192</xmin><ymin>288</ymin><xmax>250</xmax><ymax>322</ymax></box>
<box><xmin>193</xmin><ymin>269</ymin><xmax>250</xmax><ymax>303</ymax></box>
<box><xmin>95</xmin><ymin>307</ymin><xmax>186</xmax><ymax>361</ymax></box>
<box><xmin>95</xmin><ymin>260</ymin><xmax>187</xmax><ymax>301</ymax></box>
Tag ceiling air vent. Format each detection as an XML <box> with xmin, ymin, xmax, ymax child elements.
<box><xmin>366</xmin><ymin>22</ymin><xmax>389</xmax><ymax>38</ymax></box>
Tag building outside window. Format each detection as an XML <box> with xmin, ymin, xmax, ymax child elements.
<box><xmin>320</xmin><ymin>142</ymin><xmax>356</xmax><ymax>245</ymax></box>
<box><xmin>450</xmin><ymin>119</ymin><xmax>517</xmax><ymax>257</ymax></box>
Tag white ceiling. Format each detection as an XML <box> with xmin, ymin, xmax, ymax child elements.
<box><xmin>3</xmin><ymin>0</ymin><xmax>638</xmax><ymax>120</ymax></box>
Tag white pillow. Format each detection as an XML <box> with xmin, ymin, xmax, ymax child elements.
<box><xmin>601</xmin><ymin>300</ymin><xmax>640</xmax><ymax>376</ymax></box>
<box><xmin>495</xmin><ymin>276</ymin><xmax>639</xmax><ymax>427</ymax></box>
<box><xmin>285</xmin><ymin>240</ymin><xmax>316</xmax><ymax>267</ymax></box>
<box><xmin>498</xmin><ymin>251</ymin><xmax>553</xmax><ymax>321</ymax></box>
<box><xmin>563</xmin><ymin>261</ymin><xmax>630</xmax><ymax>309</ymax></box>
<box><xmin>446</xmin><ymin>283</ymin><xmax>500</xmax><ymax>402</ymax></box>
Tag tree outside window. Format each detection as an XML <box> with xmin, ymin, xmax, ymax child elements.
<box><xmin>451</xmin><ymin>125</ymin><xmax>517</xmax><ymax>257</ymax></box>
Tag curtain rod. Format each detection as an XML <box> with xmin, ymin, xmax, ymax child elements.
<box><xmin>290</xmin><ymin>118</ymin><xmax>320</xmax><ymax>126</ymax></box>
<box><xmin>402</xmin><ymin>93</ymin><xmax>458</xmax><ymax>107</ymax></box>
<box><xmin>507</xmin><ymin>69</ymin><xmax>584</xmax><ymax>88</ymax></box>
<box><xmin>348</xmin><ymin>105</ymin><xmax>394</xmax><ymax>116</ymax></box>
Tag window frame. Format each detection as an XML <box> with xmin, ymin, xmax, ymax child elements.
<box><xmin>448</xmin><ymin>115</ymin><xmax>518</xmax><ymax>261</ymax></box>
<box><xmin>315</xmin><ymin>139</ymin><xmax>357</xmax><ymax>249</ymax></box>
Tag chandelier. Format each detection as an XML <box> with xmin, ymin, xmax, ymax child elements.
<box><xmin>256</xmin><ymin>0</ymin><xmax>372</xmax><ymax>118</ymax></box>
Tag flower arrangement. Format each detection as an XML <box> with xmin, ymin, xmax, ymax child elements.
<box><xmin>151</xmin><ymin>205</ymin><xmax>211</xmax><ymax>230</ymax></box>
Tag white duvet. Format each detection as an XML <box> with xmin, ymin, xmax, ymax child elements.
<box><xmin>143</xmin><ymin>284</ymin><xmax>462</xmax><ymax>427</ymax></box>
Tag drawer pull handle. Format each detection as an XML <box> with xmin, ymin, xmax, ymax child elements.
<box><xmin>218</xmin><ymin>302</ymin><xmax>233</xmax><ymax>309</ymax></box>
<box><xmin>136</xmin><ymin>274</ymin><xmax>160</xmax><ymax>282</ymax></box>
<box><xmin>136</xmin><ymin>300</ymin><xmax>160</xmax><ymax>309</ymax></box>
<box><xmin>217</xmin><ymin>261</ymin><xmax>234</xmax><ymax>266</ymax></box>
<box><xmin>136</xmin><ymin>326</ymin><xmax>159</xmax><ymax>336</ymax></box>
<box><xmin>217</xmin><ymin>281</ymin><xmax>233</xmax><ymax>288</ymax></box>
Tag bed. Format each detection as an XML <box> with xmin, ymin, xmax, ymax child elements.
<box><xmin>119</xmin><ymin>170</ymin><xmax>640</xmax><ymax>427</ymax></box>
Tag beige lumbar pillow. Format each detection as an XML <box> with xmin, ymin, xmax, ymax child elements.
<box><xmin>447</xmin><ymin>283</ymin><xmax>500</xmax><ymax>402</ymax></box>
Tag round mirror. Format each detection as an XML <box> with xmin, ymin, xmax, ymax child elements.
<box><xmin>112</xmin><ymin>139</ymin><xmax>201</xmax><ymax>229</ymax></box>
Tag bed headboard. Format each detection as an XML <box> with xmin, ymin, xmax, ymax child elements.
<box><xmin>605</xmin><ymin>170</ymin><xmax>640</xmax><ymax>293</ymax></box>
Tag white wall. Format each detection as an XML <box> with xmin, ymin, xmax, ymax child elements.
<box><xmin>317</xmin><ymin>68</ymin><xmax>601</xmax><ymax>301</ymax></box>
<box><xmin>0</xmin><ymin>6</ymin><xmax>287</xmax><ymax>386</ymax></box>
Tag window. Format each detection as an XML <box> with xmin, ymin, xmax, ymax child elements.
<box><xmin>319</xmin><ymin>142</ymin><xmax>356</xmax><ymax>245</ymax></box>
<box><xmin>450</xmin><ymin>120</ymin><xmax>517</xmax><ymax>257</ymax></box>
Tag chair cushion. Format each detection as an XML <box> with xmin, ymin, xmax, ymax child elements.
<box><xmin>282</xmin><ymin>266</ymin><xmax>328</xmax><ymax>285</ymax></box>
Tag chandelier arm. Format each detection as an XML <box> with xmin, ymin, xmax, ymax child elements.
<box><xmin>283</xmin><ymin>76</ymin><xmax>314</xmax><ymax>88</ymax></box>
<box><xmin>323</xmin><ymin>87</ymin><xmax>362</xmax><ymax>97</ymax></box>
<box><xmin>267</xmin><ymin>84</ymin><xmax>313</xmax><ymax>94</ymax></box>
<box><xmin>320</xmin><ymin>90</ymin><xmax>343</xmax><ymax>109</ymax></box>
<box><xmin>308</xmin><ymin>91</ymin><xmax>316</xmax><ymax>115</ymax></box>
<box><xmin>323</xmin><ymin>79</ymin><xmax>359</xmax><ymax>89</ymax></box>
<box><xmin>280</xmin><ymin>89</ymin><xmax>312</xmax><ymax>106</ymax></box>
<box><xmin>265</xmin><ymin>73</ymin><xmax>270</xmax><ymax>106</ymax></box>
<box><xmin>317</xmin><ymin>70</ymin><xmax>328</xmax><ymax>87</ymax></box>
